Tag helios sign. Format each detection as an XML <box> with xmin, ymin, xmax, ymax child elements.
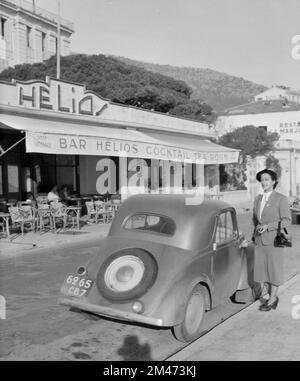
<box><xmin>10</xmin><ymin>76</ymin><xmax>109</xmax><ymax>116</ymax></box>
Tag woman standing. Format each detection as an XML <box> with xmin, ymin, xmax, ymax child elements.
<box><xmin>252</xmin><ymin>169</ymin><xmax>291</xmax><ymax>311</ymax></box>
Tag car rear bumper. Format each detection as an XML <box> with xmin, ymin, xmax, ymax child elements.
<box><xmin>58</xmin><ymin>297</ymin><xmax>164</xmax><ymax>327</ymax></box>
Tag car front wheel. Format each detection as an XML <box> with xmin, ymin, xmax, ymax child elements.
<box><xmin>172</xmin><ymin>284</ymin><xmax>206</xmax><ymax>343</ymax></box>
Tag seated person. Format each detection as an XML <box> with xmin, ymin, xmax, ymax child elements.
<box><xmin>47</xmin><ymin>185</ymin><xmax>61</xmax><ymax>203</ymax></box>
<box><xmin>60</xmin><ymin>185</ymin><xmax>71</xmax><ymax>206</ymax></box>
<box><xmin>25</xmin><ymin>192</ymin><xmax>37</xmax><ymax>206</ymax></box>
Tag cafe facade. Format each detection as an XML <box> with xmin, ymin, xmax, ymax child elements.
<box><xmin>0</xmin><ymin>76</ymin><xmax>239</xmax><ymax>202</ymax></box>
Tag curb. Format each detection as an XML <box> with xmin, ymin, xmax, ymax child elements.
<box><xmin>166</xmin><ymin>271</ymin><xmax>300</xmax><ymax>361</ymax></box>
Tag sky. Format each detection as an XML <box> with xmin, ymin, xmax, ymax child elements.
<box><xmin>36</xmin><ymin>0</ymin><xmax>300</xmax><ymax>89</ymax></box>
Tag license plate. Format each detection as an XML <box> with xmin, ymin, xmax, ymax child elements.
<box><xmin>61</xmin><ymin>274</ymin><xmax>93</xmax><ymax>298</ymax></box>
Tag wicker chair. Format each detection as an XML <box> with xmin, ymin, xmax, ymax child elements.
<box><xmin>85</xmin><ymin>201</ymin><xmax>106</xmax><ymax>223</ymax></box>
<box><xmin>37</xmin><ymin>204</ymin><xmax>52</xmax><ymax>232</ymax></box>
<box><xmin>51</xmin><ymin>202</ymin><xmax>67</xmax><ymax>233</ymax></box>
<box><xmin>9</xmin><ymin>206</ymin><xmax>35</xmax><ymax>235</ymax></box>
<box><xmin>85</xmin><ymin>201</ymin><xmax>97</xmax><ymax>223</ymax></box>
<box><xmin>94</xmin><ymin>200</ymin><xmax>110</xmax><ymax>223</ymax></box>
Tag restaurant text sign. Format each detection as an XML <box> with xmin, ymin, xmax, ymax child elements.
<box><xmin>25</xmin><ymin>132</ymin><xmax>238</xmax><ymax>165</ymax></box>
<box><xmin>279</xmin><ymin>122</ymin><xmax>300</xmax><ymax>135</ymax></box>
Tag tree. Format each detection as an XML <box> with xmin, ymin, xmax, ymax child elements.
<box><xmin>265</xmin><ymin>154</ymin><xmax>282</xmax><ymax>179</ymax></box>
<box><xmin>0</xmin><ymin>54</ymin><xmax>214</xmax><ymax>123</ymax></box>
<box><xmin>218</xmin><ymin>126</ymin><xmax>280</xmax><ymax>190</ymax></box>
<box><xmin>218</xmin><ymin>125</ymin><xmax>279</xmax><ymax>163</ymax></box>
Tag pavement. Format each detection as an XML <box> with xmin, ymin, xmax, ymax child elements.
<box><xmin>0</xmin><ymin>219</ymin><xmax>110</xmax><ymax>258</ymax></box>
<box><xmin>167</xmin><ymin>272</ymin><xmax>300</xmax><ymax>361</ymax></box>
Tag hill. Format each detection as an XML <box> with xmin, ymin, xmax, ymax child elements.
<box><xmin>0</xmin><ymin>54</ymin><xmax>215</xmax><ymax>123</ymax></box>
<box><xmin>113</xmin><ymin>57</ymin><xmax>267</xmax><ymax>111</ymax></box>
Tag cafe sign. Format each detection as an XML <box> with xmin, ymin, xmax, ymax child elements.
<box><xmin>25</xmin><ymin>131</ymin><xmax>238</xmax><ymax>165</ymax></box>
<box><xmin>8</xmin><ymin>76</ymin><xmax>109</xmax><ymax>116</ymax></box>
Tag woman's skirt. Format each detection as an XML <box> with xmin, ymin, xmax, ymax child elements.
<box><xmin>253</xmin><ymin>237</ymin><xmax>285</xmax><ymax>286</ymax></box>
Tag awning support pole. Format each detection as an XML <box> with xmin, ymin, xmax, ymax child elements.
<box><xmin>0</xmin><ymin>137</ymin><xmax>26</xmax><ymax>157</ymax></box>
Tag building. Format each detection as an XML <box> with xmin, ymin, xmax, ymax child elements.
<box><xmin>0</xmin><ymin>0</ymin><xmax>74</xmax><ymax>72</ymax></box>
<box><xmin>216</xmin><ymin>99</ymin><xmax>300</xmax><ymax>197</ymax></box>
<box><xmin>0</xmin><ymin>77</ymin><xmax>240</xmax><ymax>203</ymax></box>
<box><xmin>254</xmin><ymin>86</ymin><xmax>300</xmax><ymax>104</ymax></box>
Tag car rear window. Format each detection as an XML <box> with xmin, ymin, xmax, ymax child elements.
<box><xmin>123</xmin><ymin>214</ymin><xmax>176</xmax><ymax>236</ymax></box>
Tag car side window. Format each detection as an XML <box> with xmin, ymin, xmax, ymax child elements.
<box><xmin>215</xmin><ymin>211</ymin><xmax>236</xmax><ymax>244</ymax></box>
<box><xmin>124</xmin><ymin>213</ymin><xmax>176</xmax><ymax>236</ymax></box>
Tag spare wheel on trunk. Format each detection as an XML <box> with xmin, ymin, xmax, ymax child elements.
<box><xmin>96</xmin><ymin>248</ymin><xmax>158</xmax><ymax>302</ymax></box>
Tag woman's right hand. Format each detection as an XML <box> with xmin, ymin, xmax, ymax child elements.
<box><xmin>256</xmin><ymin>224</ymin><xmax>268</xmax><ymax>234</ymax></box>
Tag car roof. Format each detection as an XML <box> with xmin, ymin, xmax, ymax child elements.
<box><xmin>109</xmin><ymin>194</ymin><xmax>235</xmax><ymax>250</ymax></box>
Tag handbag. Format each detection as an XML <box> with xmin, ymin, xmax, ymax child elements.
<box><xmin>274</xmin><ymin>221</ymin><xmax>292</xmax><ymax>248</ymax></box>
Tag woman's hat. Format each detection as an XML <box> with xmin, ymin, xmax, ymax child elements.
<box><xmin>256</xmin><ymin>168</ymin><xmax>277</xmax><ymax>182</ymax></box>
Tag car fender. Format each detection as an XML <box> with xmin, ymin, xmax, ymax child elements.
<box><xmin>152</xmin><ymin>271</ymin><xmax>212</xmax><ymax>327</ymax></box>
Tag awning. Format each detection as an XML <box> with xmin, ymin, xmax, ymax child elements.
<box><xmin>0</xmin><ymin>114</ymin><xmax>239</xmax><ymax>164</ymax></box>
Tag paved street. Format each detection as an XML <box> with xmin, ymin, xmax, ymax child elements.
<box><xmin>1</xmin><ymin>213</ymin><xmax>300</xmax><ymax>361</ymax></box>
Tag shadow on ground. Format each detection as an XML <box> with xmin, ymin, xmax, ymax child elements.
<box><xmin>117</xmin><ymin>335</ymin><xmax>153</xmax><ymax>361</ymax></box>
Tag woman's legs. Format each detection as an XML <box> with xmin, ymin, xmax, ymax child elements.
<box><xmin>259</xmin><ymin>282</ymin><xmax>268</xmax><ymax>297</ymax></box>
<box><xmin>268</xmin><ymin>283</ymin><xmax>279</xmax><ymax>304</ymax></box>
<box><xmin>259</xmin><ymin>282</ymin><xmax>279</xmax><ymax>311</ymax></box>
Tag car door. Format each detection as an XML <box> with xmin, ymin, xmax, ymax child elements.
<box><xmin>212</xmin><ymin>209</ymin><xmax>243</xmax><ymax>304</ymax></box>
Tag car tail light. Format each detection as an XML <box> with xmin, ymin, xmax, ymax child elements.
<box><xmin>104</xmin><ymin>255</ymin><xmax>145</xmax><ymax>292</ymax></box>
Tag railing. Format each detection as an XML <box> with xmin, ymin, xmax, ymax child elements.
<box><xmin>4</xmin><ymin>0</ymin><xmax>74</xmax><ymax>31</ymax></box>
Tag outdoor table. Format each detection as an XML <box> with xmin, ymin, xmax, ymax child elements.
<box><xmin>68</xmin><ymin>197</ymin><xmax>82</xmax><ymax>208</ymax></box>
<box><xmin>0</xmin><ymin>212</ymin><xmax>10</xmax><ymax>239</ymax></box>
<box><xmin>18</xmin><ymin>201</ymin><xmax>35</xmax><ymax>207</ymax></box>
<box><xmin>66</xmin><ymin>206</ymin><xmax>81</xmax><ymax>230</ymax></box>
<box><xmin>93</xmin><ymin>195</ymin><xmax>103</xmax><ymax>201</ymax></box>
<box><xmin>81</xmin><ymin>197</ymin><xmax>93</xmax><ymax>202</ymax></box>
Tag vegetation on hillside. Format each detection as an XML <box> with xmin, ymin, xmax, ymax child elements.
<box><xmin>0</xmin><ymin>54</ymin><xmax>216</xmax><ymax>123</ymax></box>
<box><xmin>115</xmin><ymin>56</ymin><xmax>267</xmax><ymax>111</ymax></box>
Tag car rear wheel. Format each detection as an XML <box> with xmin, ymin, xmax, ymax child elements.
<box><xmin>172</xmin><ymin>284</ymin><xmax>206</xmax><ymax>342</ymax></box>
<box><xmin>96</xmin><ymin>248</ymin><xmax>158</xmax><ymax>302</ymax></box>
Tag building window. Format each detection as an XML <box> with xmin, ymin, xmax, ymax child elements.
<box><xmin>42</xmin><ymin>32</ymin><xmax>46</xmax><ymax>52</ymax></box>
<box><xmin>26</xmin><ymin>26</ymin><xmax>31</xmax><ymax>47</ymax></box>
<box><xmin>8</xmin><ymin>165</ymin><xmax>19</xmax><ymax>193</ymax></box>
<box><xmin>1</xmin><ymin>17</ymin><xmax>6</xmax><ymax>39</ymax></box>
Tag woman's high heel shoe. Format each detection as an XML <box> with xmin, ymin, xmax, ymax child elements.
<box><xmin>259</xmin><ymin>297</ymin><xmax>279</xmax><ymax>311</ymax></box>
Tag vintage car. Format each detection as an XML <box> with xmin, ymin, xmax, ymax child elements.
<box><xmin>59</xmin><ymin>194</ymin><xmax>254</xmax><ymax>342</ymax></box>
